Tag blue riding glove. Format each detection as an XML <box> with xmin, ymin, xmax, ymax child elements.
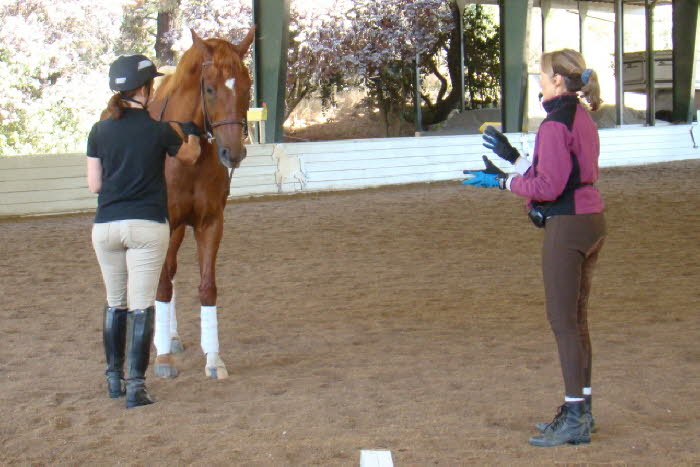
<box><xmin>482</xmin><ymin>125</ymin><xmax>520</xmax><ymax>164</ymax></box>
<box><xmin>462</xmin><ymin>171</ymin><xmax>501</xmax><ymax>188</ymax></box>
<box><xmin>462</xmin><ymin>155</ymin><xmax>507</xmax><ymax>189</ymax></box>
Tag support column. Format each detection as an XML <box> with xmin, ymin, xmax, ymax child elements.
<box><xmin>541</xmin><ymin>0</ymin><xmax>551</xmax><ymax>52</ymax></box>
<box><xmin>578</xmin><ymin>1</ymin><xmax>589</xmax><ymax>55</ymax></box>
<box><xmin>614</xmin><ymin>0</ymin><xmax>625</xmax><ymax>126</ymax></box>
<box><xmin>500</xmin><ymin>0</ymin><xmax>532</xmax><ymax>133</ymax></box>
<box><xmin>672</xmin><ymin>0</ymin><xmax>699</xmax><ymax>123</ymax></box>
<box><xmin>252</xmin><ymin>0</ymin><xmax>290</xmax><ymax>143</ymax></box>
<box><xmin>456</xmin><ymin>0</ymin><xmax>467</xmax><ymax>111</ymax></box>
<box><xmin>460</xmin><ymin>9</ymin><xmax>466</xmax><ymax>112</ymax></box>
<box><xmin>414</xmin><ymin>53</ymin><xmax>423</xmax><ymax>133</ymax></box>
<box><xmin>646</xmin><ymin>0</ymin><xmax>656</xmax><ymax>126</ymax></box>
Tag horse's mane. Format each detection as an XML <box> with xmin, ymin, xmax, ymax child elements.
<box><xmin>159</xmin><ymin>38</ymin><xmax>245</xmax><ymax>98</ymax></box>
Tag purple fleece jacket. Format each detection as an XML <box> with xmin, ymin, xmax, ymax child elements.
<box><xmin>510</xmin><ymin>94</ymin><xmax>604</xmax><ymax>215</ymax></box>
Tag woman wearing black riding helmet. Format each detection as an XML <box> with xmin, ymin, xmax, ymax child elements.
<box><xmin>86</xmin><ymin>54</ymin><xmax>201</xmax><ymax>409</ymax></box>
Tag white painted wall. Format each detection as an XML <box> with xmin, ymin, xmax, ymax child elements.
<box><xmin>1</xmin><ymin>123</ymin><xmax>698</xmax><ymax>218</ymax></box>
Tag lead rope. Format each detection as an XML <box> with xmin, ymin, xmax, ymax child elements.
<box><xmin>157</xmin><ymin>95</ymin><xmax>169</xmax><ymax>122</ymax></box>
<box><xmin>227</xmin><ymin>168</ymin><xmax>233</xmax><ymax>198</ymax></box>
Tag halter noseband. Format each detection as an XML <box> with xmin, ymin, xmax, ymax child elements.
<box><xmin>200</xmin><ymin>60</ymin><xmax>248</xmax><ymax>143</ymax></box>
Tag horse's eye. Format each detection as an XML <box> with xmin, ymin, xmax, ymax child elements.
<box><xmin>205</xmin><ymin>85</ymin><xmax>215</xmax><ymax>96</ymax></box>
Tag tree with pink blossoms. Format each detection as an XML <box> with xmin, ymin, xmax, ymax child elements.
<box><xmin>0</xmin><ymin>0</ymin><xmax>501</xmax><ymax>154</ymax></box>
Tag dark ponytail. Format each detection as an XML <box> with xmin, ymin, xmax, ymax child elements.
<box><xmin>103</xmin><ymin>81</ymin><xmax>153</xmax><ymax>120</ymax></box>
<box><xmin>105</xmin><ymin>93</ymin><xmax>127</xmax><ymax>120</ymax></box>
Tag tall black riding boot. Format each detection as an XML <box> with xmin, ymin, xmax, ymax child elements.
<box><xmin>536</xmin><ymin>395</ymin><xmax>596</xmax><ymax>433</ymax></box>
<box><xmin>529</xmin><ymin>401</ymin><xmax>591</xmax><ymax>447</ymax></box>
<box><xmin>103</xmin><ymin>305</ymin><xmax>128</xmax><ymax>398</ymax></box>
<box><xmin>125</xmin><ymin>307</ymin><xmax>156</xmax><ymax>409</ymax></box>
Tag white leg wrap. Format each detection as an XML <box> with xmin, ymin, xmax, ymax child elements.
<box><xmin>200</xmin><ymin>305</ymin><xmax>219</xmax><ymax>354</ymax></box>
<box><xmin>154</xmin><ymin>300</ymin><xmax>171</xmax><ymax>356</ymax></box>
<box><xmin>169</xmin><ymin>286</ymin><xmax>178</xmax><ymax>338</ymax></box>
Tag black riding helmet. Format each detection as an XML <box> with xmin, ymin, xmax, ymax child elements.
<box><xmin>108</xmin><ymin>54</ymin><xmax>163</xmax><ymax>92</ymax></box>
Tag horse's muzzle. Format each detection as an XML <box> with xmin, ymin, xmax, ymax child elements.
<box><xmin>217</xmin><ymin>145</ymin><xmax>247</xmax><ymax>169</ymax></box>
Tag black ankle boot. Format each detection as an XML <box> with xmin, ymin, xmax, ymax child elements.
<box><xmin>584</xmin><ymin>395</ymin><xmax>596</xmax><ymax>433</ymax></box>
<box><xmin>536</xmin><ymin>396</ymin><xmax>596</xmax><ymax>434</ymax></box>
<box><xmin>125</xmin><ymin>307</ymin><xmax>156</xmax><ymax>409</ymax></box>
<box><xmin>529</xmin><ymin>401</ymin><xmax>591</xmax><ymax>447</ymax></box>
<box><xmin>103</xmin><ymin>305</ymin><xmax>128</xmax><ymax>398</ymax></box>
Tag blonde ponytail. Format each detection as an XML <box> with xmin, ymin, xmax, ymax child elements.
<box><xmin>541</xmin><ymin>48</ymin><xmax>602</xmax><ymax>111</ymax></box>
<box><xmin>580</xmin><ymin>69</ymin><xmax>601</xmax><ymax>111</ymax></box>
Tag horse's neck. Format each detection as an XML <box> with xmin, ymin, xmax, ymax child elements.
<box><xmin>152</xmin><ymin>71</ymin><xmax>202</xmax><ymax>124</ymax></box>
<box><xmin>165</xmin><ymin>88</ymin><xmax>201</xmax><ymax>124</ymax></box>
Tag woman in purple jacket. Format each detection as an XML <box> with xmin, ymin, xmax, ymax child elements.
<box><xmin>464</xmin><ymin>49</ymin><xmax>606</xmax><ymax>447</ymax></box>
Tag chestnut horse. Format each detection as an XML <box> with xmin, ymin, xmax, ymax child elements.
<box><xmin>148</xmin><ymin>28</ymin><xmax>254</xmax><ymax>379</ymax></box>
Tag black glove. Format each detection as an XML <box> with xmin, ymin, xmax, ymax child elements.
<box><xmin>482</xmin><ymin>125</ymin><xmax>520</xmax><ymax>164</ymax></box>
<box><xmin>178</xmin><ymin>121</ymin><xmax>203</xmax><ymax>137</ymax></box>
<box><xmin>481</xmin><ymin>155</ymin><xmax>506</xmax><ymax>176</ymax></box>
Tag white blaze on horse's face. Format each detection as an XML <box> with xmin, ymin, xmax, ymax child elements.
<box><xmin>225</xmin><ymin>78</ymin><xmax>235</xmax><ymax>92</ymax></box>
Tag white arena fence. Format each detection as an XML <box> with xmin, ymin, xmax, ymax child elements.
<box><xmin>1</xmin><ymin>123</ymin><xmax>699</xmax><ymax>218</ymax></box>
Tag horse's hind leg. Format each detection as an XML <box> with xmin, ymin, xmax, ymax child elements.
<box><xmin>194</xmin><ymin>217</ymin><xmax>228</xmax><ymax>379</ymax></box>
<box><xmin>154</xmin><ymin>225</ymin><xmax>186</xmax><ymax>378</ymax></box>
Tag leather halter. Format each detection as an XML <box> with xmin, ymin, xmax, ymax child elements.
<box><xmin>200</xmin><ymin>60</ymin><xmax>248</xmax><ymax>143</ymax></box>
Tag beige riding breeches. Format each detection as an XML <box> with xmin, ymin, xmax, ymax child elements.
<box><xmin>92</xmin><ymin>219</ymin><xmax>169</xmax><ymax>310</ymax></box>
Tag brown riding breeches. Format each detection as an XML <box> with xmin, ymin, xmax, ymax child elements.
<box><xmin>542</xmin><ymin>213</ymin><xmax>606</xmax><ymax>397</ymax></box>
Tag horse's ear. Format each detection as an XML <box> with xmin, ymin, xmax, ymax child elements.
<box><xmin>191</xmin><ymin>29</ymin><xmax>211</xmax><ymax>61</ymax></box>
<box><xmin>236</xmin><ymin>25</ymin><xmax>256</xmax><ymax>56</ymax></box>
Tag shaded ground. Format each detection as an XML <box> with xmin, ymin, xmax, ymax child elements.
<box><xmin>1</xmin><ymin>159</ymin><xmax>699</xmax><ymax>465</ymax></box>
<box><xmin>284</xmin><ymin>103</ymin><xmax>648</xmax><ymax>141</ymax></box>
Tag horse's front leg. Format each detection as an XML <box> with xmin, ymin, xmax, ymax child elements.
<box><xmin>154</xmin><ymin>225</ymin><xmax>186</xmax><ymax>378</ymax></box>
<box><xmin>195</xmin><ymin>216</ymin><xmax>228</xmax><ymax>379</ymax></box>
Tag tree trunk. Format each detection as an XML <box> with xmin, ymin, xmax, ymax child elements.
<box><xmin>156</xmin><ymin>0</ymin><xmax>180</xmax><ymax>65</ymax></box>
<box><xmin>417</xmin><ymin>3</ymin><xmax>463</xmax><ymax>126</ymax></box>
<box><xmin>285</xmin><ymin>84</ymin><xmax>312</xmax><ymax>120</ymax></box>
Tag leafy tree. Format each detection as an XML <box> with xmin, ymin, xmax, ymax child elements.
<box><xmin>285</xmin><ymin>4</ymin><xmax>348</xmax><ymax>119</ymax></box>
<box><xmin>156</xmin><ymin>0</ymin><xmax>181</xmax><ymax>65</ymax></box>
<box><xmin>0</xmin><ymin>0</ymin><xmax>125</xmax><ymax>155</ymax></box>
<box><xmin>333</xmin><ymin>0</ymin><xmax>454</xmax><ymax>136</ymax></box>
<box><xmin>0</xmin><ymin>0</ymin><xmax>503</xmax><ymax>154</ymax></box>
<box><xmin>410</xmin><ymin>3</ymin><xmax>500</xmax><ymax>126</ymax></box>
<box><xmin>115</xmin><ymin>0</ymin><xmax>185</xmax><ymax>65</ymax></box>
<box><xmin>317</xmin><ymin>0</ymin><xmax>500</xmax><ymax>135</ymax></box>
<box><xmin>115</xmin><ymin>0</ymin><xmax>158</xmax><ymax>57</ymax></box>
<box><xmin>176</xmin><ymin>0</ymin><xmax>251</xmax><ymax>46</ymax></box>
<box><xmin>462</xmin><ymin>4</ymin><xmax>500</xmax><ymax>109</ymax></box>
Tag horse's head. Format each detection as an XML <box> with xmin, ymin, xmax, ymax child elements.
<box><xmin>190</xmin><ymin>27</ymin><xmax>255</xmax><ymax>169</ymax></box>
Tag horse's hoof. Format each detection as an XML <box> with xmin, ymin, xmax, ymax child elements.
<box><xmin>205</xmin><ymin>353</ymin><xmax>229</xmax><ymax>380</ymax></box>
<box><xmin>154</xmin><ymin>363</ymin><xmax>179</xmax><ymax>378</ymax></box>
<box><xmin>154</xmin><ymin>355</ymin><xmax>179</xmax><ymax>378</ymax></box>
<box><xmin>170</xmin><ymin>337</ymin><xmax>185</xmax><ymax>354</ymax></box>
